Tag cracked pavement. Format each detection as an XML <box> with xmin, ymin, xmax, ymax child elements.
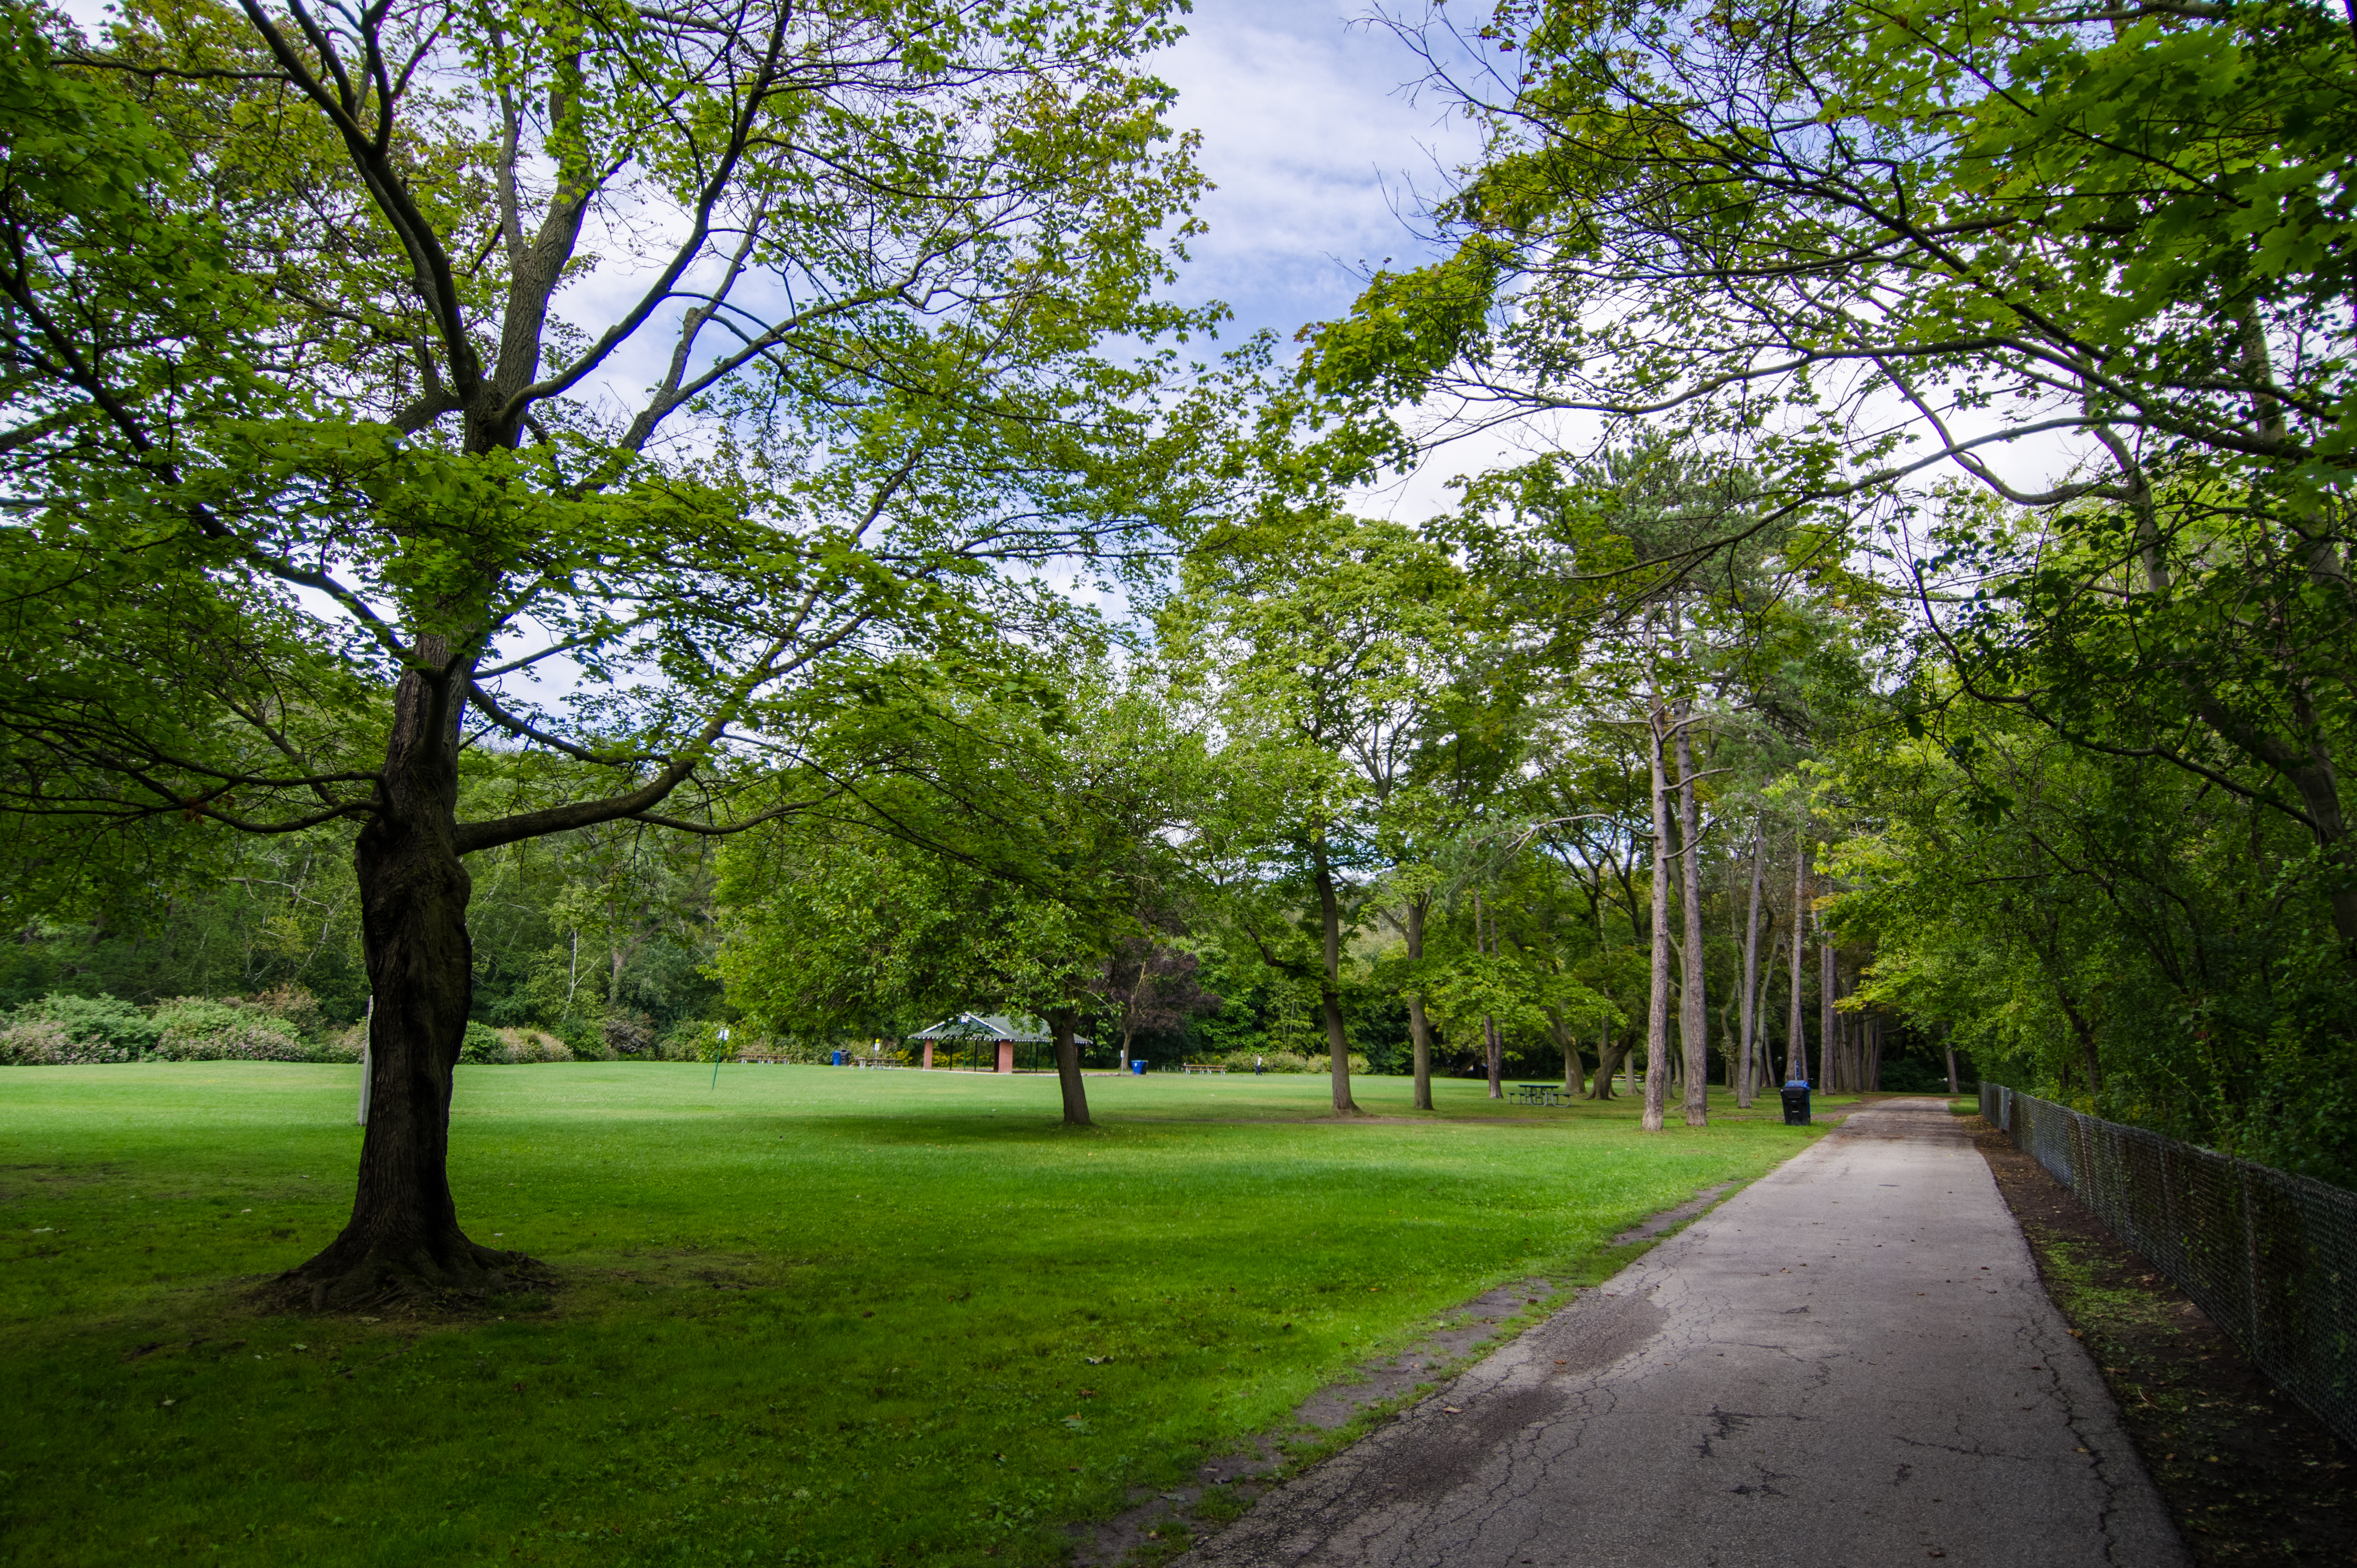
<box><xmin>1175</xmin><ymin>1098</ymin><xmax>2187</xmax><ymax>1568</ymax></box>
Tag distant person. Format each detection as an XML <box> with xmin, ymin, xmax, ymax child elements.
<box><xmin>1255</xmin><ymin>1055</ymin><xmax>1264</xmax><ymax>1076</ymax></box>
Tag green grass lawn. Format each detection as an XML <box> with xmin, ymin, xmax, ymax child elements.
<box><xmin>0</xmin><ymin>1063</ymin><xmax>1859</xmax><ymax>1567</ymax></box>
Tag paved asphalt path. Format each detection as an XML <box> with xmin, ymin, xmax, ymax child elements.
<box><xmin>1179</xmin><ymin>1098</ymin><xmax>2186</xmax><ymax>1568</ymax></box>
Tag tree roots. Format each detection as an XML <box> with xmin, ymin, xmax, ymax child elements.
<box><xmin>259</xmin><ymin>1234</ymin><xmax>556</xmax><ymax>1316</ymax></box>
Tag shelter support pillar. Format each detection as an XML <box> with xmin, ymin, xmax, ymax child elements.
<box><xmin>996</xmin><ymin>1040</ymin><xmax>1014</xmax><ymax>1074</ymax></box>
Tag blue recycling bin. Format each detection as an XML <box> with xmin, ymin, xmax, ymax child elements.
<box><xmin>830</xmin><ymin>1049</ymin><xmax>845</xmax><ymax>1066</ymax></box>
<box><xmin>1131</xmin><ymin>1060</ymin><xmax>1147</xmax><ymax>1076</ymax></box>
<box><xmin>1780</xmin><ymin>1079</ymin><xmax>1812</xmax><ymax>1125</ymax></box>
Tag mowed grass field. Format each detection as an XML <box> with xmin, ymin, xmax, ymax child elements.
<box><xmin>0</xmin><ymin>1063</ymin><xmax>1850</xmax><ymax>1567</ymax></box>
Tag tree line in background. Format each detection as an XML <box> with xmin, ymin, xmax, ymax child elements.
<box><xmin>1</xmin><ymin>0</ymin><xmax>2351</xmax><ymax>1307</ymax></box>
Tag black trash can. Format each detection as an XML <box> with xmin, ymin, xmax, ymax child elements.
<box><xmin>1780</xmin><ymin>1080</ymin><xmax>1811</xmax><ymax>1125</ymax></box>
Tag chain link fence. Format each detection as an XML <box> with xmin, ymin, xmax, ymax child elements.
<box><xmin>1979</xmin><ymin>1083</ymin><xmax>2357</xmax><ymax>1450</ymax></box>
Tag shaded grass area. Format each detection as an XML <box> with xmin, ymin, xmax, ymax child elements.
<box><xmin>0</xmin><ymin>1064</ymin><xmax>1841</xmax><ymax>1567</ymax></box>
<box><xmin>1972</xmin><ymin>1121</ymin><xmax>2357</xmax><ymax>1566</ymax></box>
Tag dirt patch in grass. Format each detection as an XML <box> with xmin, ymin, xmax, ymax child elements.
<box><xmin>1973</xmin><ymin>1121</ymin><xmax>2357</xmax><ymax>1565</ymax></box>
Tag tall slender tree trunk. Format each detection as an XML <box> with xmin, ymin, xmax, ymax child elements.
<box><xmin>1674</xmin><ymin>702</ymin><xmax>1708</xmax><ymax>1128</ymax></box>
<box><xmin>1405</xmin><ymin>897</ymin><xmax>1434</xmax><ymax>1111</ymax></box>
<box><xmin>1737</xmin><ymin>821</ymin><xmax>1764</xmax><ymax>1109</ymax></box>
<box><xmin>1643</xmin><ymin>689</ymin><xmax>1674</xmax><ymax>1133</ymax></box>
<box><xmin>1788</xmin><ymin>839</ymin><xmax>1808</xmax><ymax>1084</ymax></box>
<box><xmin>1476</xmin><ymin>892</ymin><xmax>1503</xmax><ymax>1099</ymax></box>
<box><xmin>1818</xmin><ymin>909</ymin><xmax>1837</xmax><ymax>1093</ymax></box>
<box><xmin>1945</xmin><ymin>1035</ymin><xmax>1960</xmax><ymax>1095</ymax></box>
<box><xmin>1048</xmin><ymin>1006</ymin><xmax>1092</xmax><ymax>1126</ymax></box>
<box><xmin>1836</xmin><ymin>986</ymin><xmax>1852</xmax><ymax>1093</ymax></box>
<box><xmin>1311</xmin><ymin>831</ymin><xmax>1360</xmax><ymax>1114</ymax></box>
<box><xmin>284</xmin><ymin>637</ymin><xmax>520</xmax><ymax>1308</ymax></box>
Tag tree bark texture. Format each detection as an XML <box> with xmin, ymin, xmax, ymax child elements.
<box><xmin>1674</xmin><ymin>703</ymin><xmax>1708</xmax><ymax>1127</ymax></box>
<box><xmin>1737</xmin><ymin>822</ymin><xmax>1764</xmax><ymax>1109</ymax></box>
<box><xmin>1587</xmin><ymin>1011</ymin><xmax>1619</xmax><ymax>1099</ymax></box>
<box><xmin>286</xmin><ymin>638</ymin><xmax>522</xmax><ymax>1307</ymax></box>
<box><xmin>1788</xmin><ymin>840</ymin><xmax>1808</xmax><ymax>1085</ymax></box>
<box><xmin>1819</xmin><ymin>910</ymin><xmax>1837</xmax><ymax>1092</ymax></box>
<box><xmin>1550</xmin><ymin>1006</ymin><xmax>1584</xmax><ymax>1093</ymax></box>
<box><xmin>1643</xmin><ymin>691</ymin><xmax>1673</xmax><ymax>1133</ymax></box>
<box><xmin>1477</xmin><ymin>892</ymin><xmax>1503</xmax><ymax>1099</ymax></box>
<box><xmin>2059</xmin><ymin>991</ymin><xmax>2105</xmax><ymax>1102</ymax></box>
<box><xmin>1048</xmin><ymin>1006</ymin><xmax>1092</xmax><ymax>1126</ymax></box>
<box><xmin>1312</xmin><ymin>833</ymin><xmax>1360</xmax><ymax>1114</ymax></box>
<box><xmin>1405</xmin><ymin>897</ymin><xmax>1434</xmax><ymax>1111</ymax></box>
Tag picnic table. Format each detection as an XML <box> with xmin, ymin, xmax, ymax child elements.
<box><xmin>1510</xmin><ymin>1082</ymin><xmax>1573</xmax><ymax>1106</ymax></box>
<box><xmin>1178</xmin><ymin>1062</ymin><xmax>1228</xmax><ymax>1075</ymax></box>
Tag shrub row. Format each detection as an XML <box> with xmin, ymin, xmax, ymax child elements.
<box><xmin>1212</xmin><ymin>1048</ymin><xmax>1371</xmax><ymax>1075</ymax></box>
<box><xmin>3</xmin><ymin>994</ymin><xmax>952</xmax><ymax>1072</ymax></box>
<box><xmin>460</xmin><ymin>1021</ymin><xmax>576</xmax><ymax>1065</ymax></box>
<box><xmin>0</xmin><ymin>990</ymin><xmax>362</xmax><ymax>1066</ymax></box>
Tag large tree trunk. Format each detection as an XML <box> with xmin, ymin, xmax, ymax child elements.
<box><xmin>1405</xmin><ymin>897</ymin><xmax>1434</xmax><ymax>1110</ymax></box>
<box><xmin>1643</xmin><ymin>691</ymin><xmax>1673</xmax><ymax>1133</ymax></box>
<box><xmin>1549</xmin><ymin>1006</ymin><xmax>1584</xmax><ymax>1094</ymax></box>
<box><xmin>1674</xmin><ymin>702</ymin><xmax>1709</xmax><ymax>1128</ymax></box>
<box><xmin>1587</xmin><ymin>1010</ymin><xmax>1618</xmax><ymax>1099</ymax></box>
<box><xmin>1048</xmin><ymin>1006</ymin><xmax>1092</xmax><ymax>1126</ymax></box>
<box><xmin>1737</xmin><ymin>822</ymin><xmax>1764</xmax><ymax>1109</ymax></box>
<box><xmin>281</xmin><ymin>639</ymin><xmax>524</xmax><ymax>1309</ymax></box>
<box><xmin>1787</xmin><ymin>840</ymin><xmax>1807</xmax><ymax>1084</ymax></box>
<box><xmin>1312</xmin><ymin>832</ymin><xmax>1360</xmax><ymax>1114</ymax></box>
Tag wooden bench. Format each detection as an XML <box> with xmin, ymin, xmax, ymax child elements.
<box><xmin>1179</xmin><ymin>1062</ymin><xmax>1228</xmax><ymax>1075</ymax></box>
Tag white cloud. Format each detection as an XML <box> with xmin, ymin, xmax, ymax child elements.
<box><xmin>1156</xmin><ymin>0</ymin><xmax>1478</xmax><ymax>349</ymax></box>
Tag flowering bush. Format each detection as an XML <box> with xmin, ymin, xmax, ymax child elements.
<box><xmin>506</xmin><ymin>1029</ymin><xmax>573</xmax><ymax>1063</ymax></box>
<box><xmin>0</xmin><ymin>1019</ymin><xmax>140</xmax><ymax>1065</ymax></box>
<box><xmin>0</xmin><ymin>990</ymin><xmax>362</xmax><ymax>1065</ymax></box>
<box><xmin>7</xmin><ymin>992</ymin><xmax>158</xmax><ymax>1058</ymax></box>
<box><xmin>152</xmin><ymin>998</ymin><xmax>310</xmax><ymax>1062</ymax></box>
<box><xmin>1214</xmin><ymin>1049</ymin><xmax>1369</xmax><ymax>1075</ymax></box>
<box><xmin>459</xmin><ymin>1023</ymin><xmax>575</xmax><ymax>1065</ymax></box>
<box><xmin>313</xmin><ymin>1028</ymin><xmax>364</xmax><ymax>1064</ymax></box>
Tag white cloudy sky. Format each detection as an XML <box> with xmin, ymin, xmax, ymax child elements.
<box><xmin>1152</xmin><ymin>0</ymin><xmax>1474</xmax><ymax>349</ymax></box>
<box><xmin>1148</xmin><ymin>0</ymin><xmax>1517</xmax><ymax>520</ymax></box>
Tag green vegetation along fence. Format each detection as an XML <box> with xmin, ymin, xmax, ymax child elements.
<box><xmin>1980</xmin><ymin>1084</ymin><xmax>2357</xmax><ymax>1450</ymax></box>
